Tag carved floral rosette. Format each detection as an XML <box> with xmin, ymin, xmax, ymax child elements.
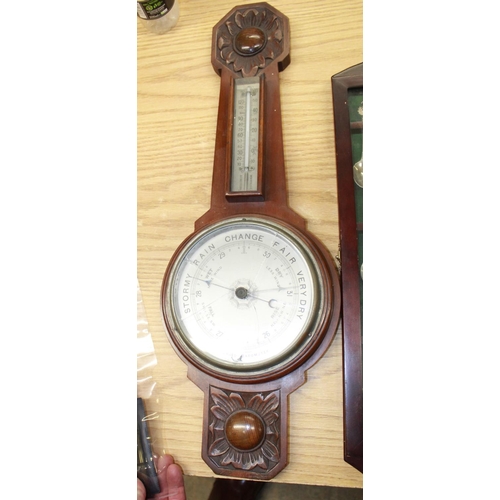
<box><xmin>213</xmin><ymin>3</ymin><xmax>288</xmax><ymax>77</ymax></box>
<box><xmin>207</xmin><ymin>386</ymin><xmax>281</xmax><ymax>475</ymax></box>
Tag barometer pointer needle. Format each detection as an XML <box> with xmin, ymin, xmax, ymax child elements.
<box><xmin>189</xmin><ymin>276</ymin><xmax>284</xmax><ymax>308</ymax></box>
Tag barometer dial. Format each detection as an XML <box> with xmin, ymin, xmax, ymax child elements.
<box><xmin>163</xmin><ymin>217</ymin><xmax>324</xmax><ymax>375</ymax></box>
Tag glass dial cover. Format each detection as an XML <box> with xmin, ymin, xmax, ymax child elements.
<box><xmin>163</xmin><ymin>217</ymin><xmax>325</xmax><ymax>376</ymax></box>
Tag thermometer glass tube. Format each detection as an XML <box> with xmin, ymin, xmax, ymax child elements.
<box><xmin>231</xmin><ymin>77</ymin><xmax>261</xmax><ymax>192</ymax></box>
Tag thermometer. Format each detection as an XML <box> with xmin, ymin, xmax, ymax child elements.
<box><xmin>230</xmin><ymin>77</ymin><xmax>262</xmax><ymax>194</ymax></box>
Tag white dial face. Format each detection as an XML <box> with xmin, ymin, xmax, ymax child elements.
<box><xmin>165</xmin><ymin>217</ymin><xmax>322</xmax><ymax>374</ymax></box>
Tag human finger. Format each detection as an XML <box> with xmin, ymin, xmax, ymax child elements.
<box><xmin>152</xmin><ymin>455</ymin><xmax>186</xmax><ymax>500</ymax></box>
<box><xmin>155</xmin><ymin>454</ymin><xmax>175</xmax><ymax>493</ymax></box>
<box><xmin>137</xmin><ymin>478</ymin><xmax>147</xmax><ymax>500</ymax></box>
<box><xmin>165</xmin><ymin>463</ymin><xmax>185</xmax><ymax>500</ymax></box>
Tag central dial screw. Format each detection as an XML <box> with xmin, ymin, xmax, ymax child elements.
<box><xmin>235</xmin><ymin>287</ymin><xmax>248</xmax><ymax>299</ymax></box>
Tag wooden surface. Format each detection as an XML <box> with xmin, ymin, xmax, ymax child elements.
<box><xmin>137</xmin><ymin>0</ymin><xmax>363</xmax><ymax>488</ymax></box>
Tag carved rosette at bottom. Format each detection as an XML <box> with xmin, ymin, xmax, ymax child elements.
<box><xmin>205</xmin><ymin>385</ymin><xmax>284</xmax><ymax>479</ymax></box>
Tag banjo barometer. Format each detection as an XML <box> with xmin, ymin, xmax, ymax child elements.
<box><xmin>161</xmin><ymin>2</ymin><xmax>341</xmax><ymax>480</ymax></box>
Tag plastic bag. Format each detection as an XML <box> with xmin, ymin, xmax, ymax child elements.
<box><xmin>137</xmin><ymin>282</ymin><xmax>161</xmax><ymax>497</ymax></box>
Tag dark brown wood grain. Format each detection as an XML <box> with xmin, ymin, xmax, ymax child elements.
<box><xmin>332</xmin><ymin>62</ymin><xmax>363</xmax><ymax>473</ymax></box>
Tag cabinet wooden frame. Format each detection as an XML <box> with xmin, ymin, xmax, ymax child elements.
<box><xmin>331</xmin><ymin>62</ymin><xmax>363</xmax><ymax>473</ymax></box>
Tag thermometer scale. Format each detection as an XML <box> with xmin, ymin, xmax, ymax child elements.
<box><xmin>231</xmin><ymin>77</ymin><xmax>262</xmax><ymax>193</ymax></box>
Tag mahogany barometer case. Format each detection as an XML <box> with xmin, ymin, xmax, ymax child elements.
<box><xmin>160</xmin><ymin>2</ymin><xmax>341</xmax><ymax>480</ymax></box>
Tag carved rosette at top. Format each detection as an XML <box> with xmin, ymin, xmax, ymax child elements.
<box><xmin>212</xmin><ymin>3</ymin><xmax>290</xmax><ymax>77</ymax></box>
<box><xmin>207</xmin><ymin>386</ymin><xmax>281</xmax><ymax>475</ymax></box>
